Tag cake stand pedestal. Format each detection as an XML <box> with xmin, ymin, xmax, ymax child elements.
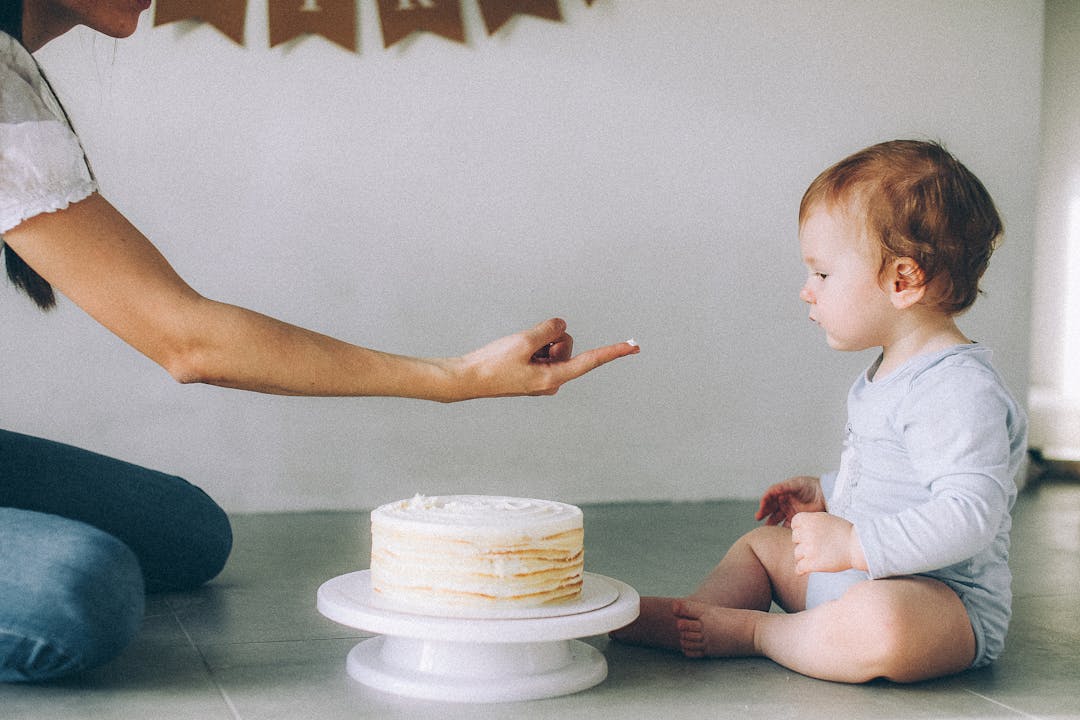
<box><xmin>316</xmin><ymin>570</ymin><xmax>640</xmax><ymax>703</ymax></box>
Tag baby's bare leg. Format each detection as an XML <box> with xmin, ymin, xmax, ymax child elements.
<box><xmin>674</xmin><ymin>576</ymin><xmax>975</xmax><ymax>683</ymax></box>
<box><xmin>689</xmin><ymin>525</ymin><xmax>805</xmax><ymax>611</ymax></box>
<box><xmin>608</xmin><ymin>596</ymin><xmax>683</xmax><ymax>650</ymax></box>
<box><xmin>611</xmin><ymin>526</ymin><xmax>804</xmax><ymax>649</ymax></box>
<box><xmin>673</xmin><ymin>601</ymin><xmax>760</xmax><ymax>657</ymax></box>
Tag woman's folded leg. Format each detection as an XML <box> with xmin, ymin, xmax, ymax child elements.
<box><xmin>0</xmin><ymin>428</ymin><xmax>232</xmax><ymax>592</ymax></box>
<box><xmin>0</xmin><ymin>507</ymin><xmax>145</xmax><ymax>682</ymax></box>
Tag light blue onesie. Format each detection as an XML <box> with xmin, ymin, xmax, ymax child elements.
<box><xmin>805</xmin><ymin>344</ymin><xmax>1027</xmax><ymax>668</ymax></box>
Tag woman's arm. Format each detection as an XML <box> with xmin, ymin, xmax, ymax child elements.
<box><xmin>2</xmin><ymin>193</ymin><xmax>637</xmax><ymax>401</ymax></box>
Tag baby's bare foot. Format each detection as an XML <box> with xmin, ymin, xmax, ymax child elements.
<box><xmin>609</xmin><ymin>596</ymin><xmax>683</xmax><ymax>651</ymax></box>
<box><xmin>672</xmin><ymin>599</ymin><xmax>759</xmax><ymax>658</ymax></box>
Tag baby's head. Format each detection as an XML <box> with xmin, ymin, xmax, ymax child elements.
<box><xmin>799</xmin><ymin>140</ymin><xmax>1002</xmax><ymax>315</ymax></box>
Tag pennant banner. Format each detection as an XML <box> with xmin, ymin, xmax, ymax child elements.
<box><xmin>154</xmin><ymin>0</ymin><xmax>248</xmax><ymax>45</ymax></box>
<box><xmin>268</xmin><ymin>0</ymin><xmax>357</xmax><ymax>51</ymax></box>
<box><xmin>376</xmin><ymin>0</ymin><xmax>465</xmax><ymax>48</ymax></box>
<box><xmin>154</xmin><ymin>1</ymin><xmax>599</xmax><ymax>50</ymax></box>
<box><xmin>477</xmin><ymin>0</ymin><xmax>562</xmax><ymax>35</ymax></box>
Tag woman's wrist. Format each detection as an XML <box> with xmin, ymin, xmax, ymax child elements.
<box><xmin>423</xmin><ymin>356</ymin><xmax>470</xmax><ymax>403</ymax></box>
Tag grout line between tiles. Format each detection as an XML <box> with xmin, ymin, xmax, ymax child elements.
<box><xmin>964</xmin><ymin>690</ymin><xmax>1042</xmax><ymax>719</ymax></box>
<box><xmin>166</xmin><ymin>597</ymin><xmax>244</xmax><ymax>720</ymax></box>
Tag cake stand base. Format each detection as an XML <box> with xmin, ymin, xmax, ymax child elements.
<box><xmin>317</xmin><ymin>571</ymin><xmax>639</xmax><ymax>704</ymax></box>
<box><xmin>347</xmin><ymin>636</ymin><xmax>606</xmax><ymax>703</ymax></box>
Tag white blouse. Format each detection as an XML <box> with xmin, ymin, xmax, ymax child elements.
<box><xmin>0</xmin><ymin>31</ymin><xmax>96</xmax><ymax>235</ymax></box>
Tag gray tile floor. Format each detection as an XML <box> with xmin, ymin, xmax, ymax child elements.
<box><xmin>3</xmin><ymin>482</ymin><xmax>1079</xmax><ymax>719</ymax></box>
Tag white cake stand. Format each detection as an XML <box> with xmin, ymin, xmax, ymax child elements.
<box><xmin>316</xmin><ymin>570</ymin><xmax>640</xmax><ymax>703</ymax></box>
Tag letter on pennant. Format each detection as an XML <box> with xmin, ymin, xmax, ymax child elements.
<box><xmin>376</xmin><ymin>0</ymin><xmax>465</xmax><ymax>47</ymax></box>
<box><xmin>154</xmin><ymin>0</ymin><xmax>248</xmax><ymax>45</ymax></box>
<box><xmin>477</xmin><ymin>0</ymin><xmax>562</xmax><ymax>35</ymax></box>
<box><xmin>268</xmin><ymin>0</ymin><xmax>357</xmax><ymax>51</ymax></box>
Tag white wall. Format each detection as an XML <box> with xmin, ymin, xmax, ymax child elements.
<box><xmin>1030</xmin><ymin>0</ymin><xmax>1080</xmax><ymax>459</ymax></box>
<box><xmin>1</xmin><ymin>1</ymin><xmax>1043</xmax><ymax>512</ymax></box>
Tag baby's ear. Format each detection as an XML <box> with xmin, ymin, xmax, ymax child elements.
<box><xmin>889</xmin><ymin>258</ymin><xmax>926</xmax><ymax>309</ymax></box>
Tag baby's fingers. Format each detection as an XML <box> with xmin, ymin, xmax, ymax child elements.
<box><xmin>758</xmin><ymin>509</ymin><xmax>786</xmax><ymax>526</ymax></box>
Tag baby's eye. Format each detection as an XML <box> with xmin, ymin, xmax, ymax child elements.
<box><xmin>812</xmin><ymin>272</ymin><xmax>828</xmax><ymax>280</ymax></box>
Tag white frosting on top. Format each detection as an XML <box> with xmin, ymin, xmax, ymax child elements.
<box><xmin>371</xmin><ymin>494</ymin><xmax>582</xmax><ymax>537</ymax></box>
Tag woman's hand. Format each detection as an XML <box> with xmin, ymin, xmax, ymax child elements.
<box><xmin>755</xmin><ymin>475</ymin><xmax>826</xmax><ymax>527</ymax></box>
<box><xmin>443</xmin><ymin>318</ymin><xmax>639</xmax><ymax>401</ymax></box>
<box><xmin>789</xmin><ymin>512</ymin><xmax>866</xmax><ymax>575</ymax></box>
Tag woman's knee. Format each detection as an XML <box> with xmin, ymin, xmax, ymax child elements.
<box><xmin>142</xmin><ymin>482</ymin><xmax>232</xmax><ymax>593</ymax></box>
<box><xmin>0</xmin><ymin>430</ymin><xmax>231</xmax><ymax>593</ymax></box>
<box><xmin>0</xmin><ymin>519</ymin><xmax>145</xmax><ymax>682</ymax></box>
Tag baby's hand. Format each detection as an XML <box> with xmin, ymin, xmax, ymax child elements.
<box><xmin>789</xmin><ymin>512</ymin><xmax>866</xmax><ymax>575</ymax></box>
<box><xmin>756</xmin><ymin>476</ymin><xmax>826</xmax><ymax>527</ymax></box>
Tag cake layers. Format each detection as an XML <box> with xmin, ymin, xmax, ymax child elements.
<box><xmin>370</xmin><ymin>495</ymin><xmax>584</xmax><ymax>611</ymax></box>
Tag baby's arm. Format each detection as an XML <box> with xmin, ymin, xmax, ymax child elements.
<box><xmin>858</xmin><ymin>476</ymin><xmax>1009</xmax><ymax>578</ymax></box>
<box><xmin>856</xmin><ymin>366</ymin><xmax>1018</xmax><ymax>578</ymax></box>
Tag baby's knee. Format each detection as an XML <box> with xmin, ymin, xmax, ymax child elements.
<box><xmin>738</xmin><ymin>524</ymin><xmax>791</xmax><ymax>548</ymax></box>
<box><xmin>839</xmin><ymin>581</ymin><xmax>933</xmax><ymax>680</ymax></box>
<box><xmin>1</xmin><ymin>527</ymin><xmax>145</xmax><ymax>682</ymax></box>
<box><xmin>735</xmin><ymin>524</ymin><xmax>796</xmax><ymax>569</ymax></box>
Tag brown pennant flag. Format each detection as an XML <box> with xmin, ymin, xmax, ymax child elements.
<box><xmin>375</xmin><ymin>0</ymin><xmax>465</xmax><ymax>48</ymax></box>
<box><xmin>268</xmin><ymin>0</ymin><xmax>357</xmax><ymax>51</ymax></box>
<box><xmin>154</xmin><ymin>0</ymin><xmax>247</xmax><ymax>45</ymax></box>
<box><xmin>477</xmin><ymin>0</ymin><xmax>562</xmax><ymax>35</ymax></box>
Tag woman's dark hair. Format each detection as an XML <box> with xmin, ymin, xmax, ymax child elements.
<box><xmin>0</xmin><ymin>1</ymin><xmax>19</xmax><ymax>38</ymax></box>
<box><xmin>1</xmin><ymin>0</ymin><xmax>58</xmax><ymax>310</ymax></box>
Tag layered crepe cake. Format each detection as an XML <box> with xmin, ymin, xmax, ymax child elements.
<box><xmin>369</xmin><ymin>494</ymin><xmax>584</xmax><ymax>612</ymax></box>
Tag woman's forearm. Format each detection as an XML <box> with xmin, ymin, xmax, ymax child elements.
<box><xmin>161</xmin><ymin>297</ymin><xmax>455</xmax><ymax>398</ymax></box>
<box><xmin>4</xmin><ymin>194</ymin><xmax>637</xmax><ymax>402</ymax></box>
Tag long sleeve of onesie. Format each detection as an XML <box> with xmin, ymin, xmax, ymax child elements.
<box><xmin>824</xmin><ymin>346</ymin><xmax>1026</xmax><ymax>582</ymax></box>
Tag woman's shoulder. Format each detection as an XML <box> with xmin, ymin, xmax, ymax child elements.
<box><xmin>1</xmin><ymin>30</ymin><xmax>36</xmax><ymax>82</ymax></box>
<box><xmin>0</xmin><ymin>31</ymin><xmax>96</xmax><ymax>236</ymax></box>
<box><xmin>0</xmin><ymin>31</ymin><xmax>61</xmax><ymax>124</ymax></box>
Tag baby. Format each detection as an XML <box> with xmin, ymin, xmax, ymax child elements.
<box><xmin>612</xmin><ymin>140</ymin><xmax>1027</xmax><ymax>683</ymax></box>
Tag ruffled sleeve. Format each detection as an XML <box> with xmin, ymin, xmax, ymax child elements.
<box><xmin>0</xmin><ymin>33</ymin><xmax>97</xmax><ymax>235</ymax></box>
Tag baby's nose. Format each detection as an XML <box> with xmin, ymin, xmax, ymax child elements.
<box><xmin>800</xmin><ymin>285</ymin><xmax>813</xmax><ymax>303</ymax></box>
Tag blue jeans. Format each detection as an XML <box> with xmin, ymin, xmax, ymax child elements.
<box><xmin>0</xmin><ymin>429</ymin><xmax>233</xmax><ymax>682</ymax></box>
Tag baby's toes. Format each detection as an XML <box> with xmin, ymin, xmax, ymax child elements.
<box><xmin>676</xmin><ymin>618</ymin><xmax>706</xmax><ymax>657</ymax></box>
<box><xmin>679</xmin><ymin>633</ymin><xmax>707</xmax><ymax>658</ymax></box>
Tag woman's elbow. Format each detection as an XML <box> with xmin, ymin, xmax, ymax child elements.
<box><xmin>158</xmin><ymin>346</ymin><xmax>214</xmax><ymax>386</ymax></box>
